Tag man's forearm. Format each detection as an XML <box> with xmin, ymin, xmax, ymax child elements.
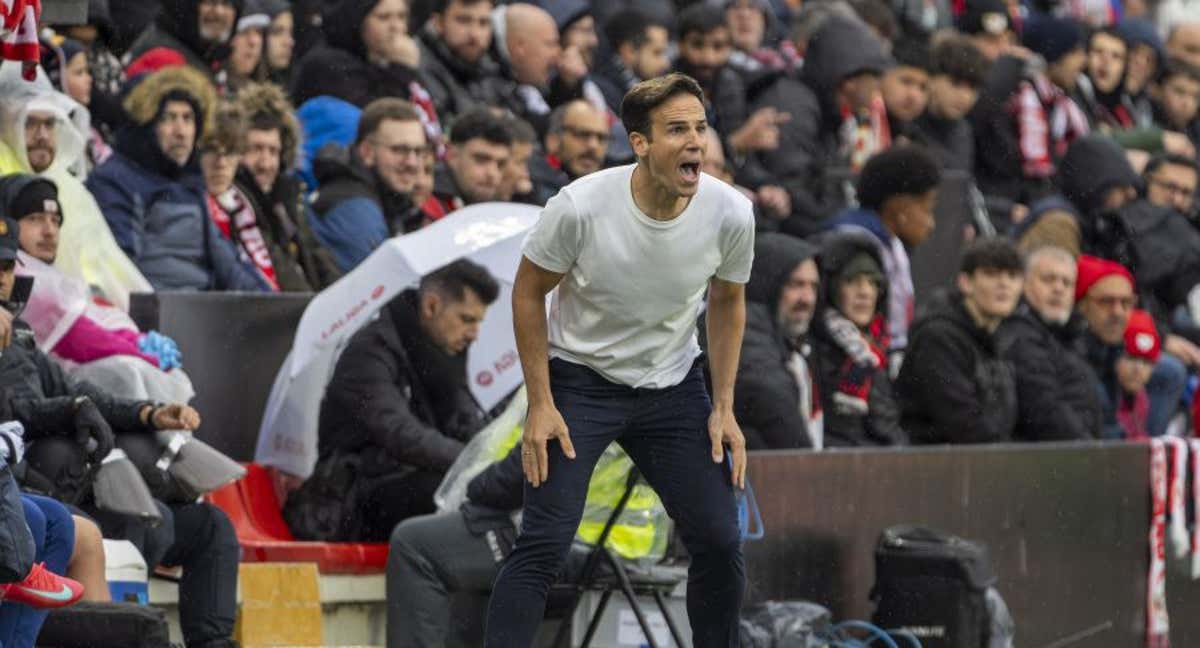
<box><xmin>706</xmin><ymin>291</ymin><xmax>746</xmax><ymax>410</ymax></box>
<box><xmin>514</xmin><ymin>288</ymin><xmax>554</xmax><ymax>408</ymax></box>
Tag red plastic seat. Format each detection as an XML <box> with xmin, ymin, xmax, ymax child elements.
<box><xmin>206</xmin><ymin>463</ymin><xmax>388</xmax><ymax>574</ymax></box>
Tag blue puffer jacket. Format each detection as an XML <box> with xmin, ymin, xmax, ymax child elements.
<box><xmin>88</xmin><ymin>147</ymin><xmax>271</xmax><ymax>293</ymax></box>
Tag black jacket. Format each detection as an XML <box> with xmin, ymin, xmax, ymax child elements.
<box><xmin>896</xmin><ymin>292</ymin><xmax>1018</xmax><ymax>444</ymax></box>
<box><xmin>315</xmin><ymin>290</ymin><xmax>484</xmax><ymax>478</ymax></box>
<box><xmin>1113</xmin><ymin>199</ymin><xmax>1200</xmax><ymax>328</ymax></box>
<box><xmin>290</xmin><ymin>0</ymin><xmax>429</xmax><ymax>108</ymax></box>
<box><xmin>969</xmin><ymin>54</ymin><xmax>1053</xmax><ymax>221</ymax></box>
<box><xmin>416</xmin><ymin>25</ymin><xmax>504</xmax><ymax>121</ymax></box>
<box><xmin>1081</xmin><ymin>329</ymin><xmax>1124</xmax><ymax>437</ymax></box>
<box><xmin>236</xmin><ymin>168</ymin><xmax>342</xmax><ymax>292</ymax></box>
<box><xmin>733</xmin><ymin>233</ymin><xmax>817</xmax><ymax>449</ymax></box>
<box><xmin>752</xmin><ymin>17</ymin><xmax>889</xmax><ymax>237</ymax></box>
<box><xmin>910</xmin><ymin>111</ymin><xmax>975</xmax><ymax>172</ymax></box>
<box><xmin>0</xmin><ymin>322</ymin><xmax>152</xmax><ymax>440</ymax></box>
<box><xmin>997</xmin><ymin>304</ymin><xmax>1102</xmax><ymax>441</ymax></box>
<box><xmin>808</xmin><ymin>233</ymin><xmax>906</xmax><ymax>447</ymax></box>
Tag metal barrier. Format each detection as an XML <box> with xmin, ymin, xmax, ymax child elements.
<box><xmin>130</xmin><ymin>292</ymin><xmax>312</xmax><ymax>461</ymax></box>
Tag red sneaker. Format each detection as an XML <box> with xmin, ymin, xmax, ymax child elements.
<box><xmin>1</xmin><ymin>562</ymin><xmax>84</xmax><ymax>608</ymax></box>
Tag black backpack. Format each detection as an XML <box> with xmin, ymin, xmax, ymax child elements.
<box><xmin>870</xmin><ymin>525</ymin><xmax>997</xmax><ymax>648</ymax></box>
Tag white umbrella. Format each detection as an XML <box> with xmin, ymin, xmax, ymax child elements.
<box><xmin>255</xmin><ymin>202</ymin><xmax>541</xmax><ymax>479</ymax></box>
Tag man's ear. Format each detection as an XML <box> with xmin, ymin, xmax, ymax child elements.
<box><xmin>956</xmin><ymin>272</ymin><xmax>971</xmax><ymax>296</ymax></box>
<box><xmin>357</xmin><ymin>139</ymin><xmax>375</xmax><ymax>167</ymax></box>
<box><xmin>616</xmin><ymin>41</ymin><xmax>636</xmax><ymax>66</ymax></box>
<box><xmin>629</xmin><ymin>130</ymin><xmax>650</xmax><ymax>159</ymax></box>
<box><xmin>421</xmin><ymin>291</ymin><xmax>441</xmax><ymax>318</ymax></box>
<box><xmin>544</xmin><ymin>132</ymin><xmax>561</xmax><ymax>157</ymax></box>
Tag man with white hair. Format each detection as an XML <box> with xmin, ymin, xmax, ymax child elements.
<box><xmin>998</xmin><ymin>246</ymin><xmax>1102</xmax><ymax>441</ymax></box>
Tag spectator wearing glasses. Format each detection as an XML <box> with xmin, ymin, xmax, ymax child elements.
<box><xmin>1075</xmin><ymin>255</ymin><xmax>1142</xmax><ymax>438</ymax></box>
<box><xmin>310</xmin><ymin>98</ymin><xmax>428</xmax><ymax>273</ymax></box>
<box><xmin>1143</xmin><ymin>153</ymin><xmax>1198</xmax><ymax>219</ymax></box>
<box><xmin>529</xmin><ymin>100</ymin><xmax>609</xmax><ymax>203</ymax></box>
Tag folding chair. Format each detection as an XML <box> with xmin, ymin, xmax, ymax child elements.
<box><xmin>550</xmin><ymin>466</ymin><xmax>688</xmax><ymax>648</ymax></box>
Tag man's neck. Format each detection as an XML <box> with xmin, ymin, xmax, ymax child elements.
<box><xmin>631</xmin><ymin>163</ymin><xmax>689</xmax><ymax>221</ymax></box>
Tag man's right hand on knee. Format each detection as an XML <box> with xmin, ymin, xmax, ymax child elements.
<box><xmin>521</xmin><ymin>402</ymin><xmax>574</xmax><ymax>488</ymax></box>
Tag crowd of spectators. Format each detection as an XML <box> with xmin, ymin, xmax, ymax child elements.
<box><xmin>4</xmin><ymin>0</ymin><xmax>1200</xmax><ymax>645</ymax></box>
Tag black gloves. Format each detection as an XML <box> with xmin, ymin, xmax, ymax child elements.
<box><xmin>72</xmin><ymin>397</ymin><xmax>114</xmax><ymax>463</ymax></box>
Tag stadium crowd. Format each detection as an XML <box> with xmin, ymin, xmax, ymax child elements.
<box><xmin>0</xmin><ymin>0</ymin><xmax>1199</xmax><ymax>645</ymax></box>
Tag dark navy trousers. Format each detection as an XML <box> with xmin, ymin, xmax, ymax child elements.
<box><xmin>485</xmin><ymin>359</ymin><xmax>745</xmax><ymax>647</ymax></box>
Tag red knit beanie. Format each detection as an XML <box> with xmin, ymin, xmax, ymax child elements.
<box><xmin>1124</xmin><ymin>309</ymin><xmax>1161</xmax><ymax>362</ymax></box>
<box><xmin>1075</xmin><ymin>255</ymin><xmax>1135</xmax><ymax>301</ymax></box>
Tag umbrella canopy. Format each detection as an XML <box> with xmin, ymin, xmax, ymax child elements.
<box><xmin>255</xmin><ymin>202</ymin><xmax>541</xmax><ymax>479</ymax></box>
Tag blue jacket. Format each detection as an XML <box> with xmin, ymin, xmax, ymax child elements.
<box><xmin>88</xmin><ymin>150</ymin><xmax>271</xmax><ymax>292</ymax></box>
<box><xmin>309</xmin><ymin>146</ymin><xmax>418</xmax><ymax>273</ymax></box>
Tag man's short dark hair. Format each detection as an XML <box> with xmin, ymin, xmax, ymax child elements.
<box><xmin>856</xmin><ymin>145</ymin><xmax>942</xmax><ymax>212</ymax></box>
<box><xmin>448</xmin><ymin>108</ymin><xmax>513</xmax><ymax>147</ymax></box>
<box><xmin>960</xmin><ymin>238</ymin><xmax>1023</xmax><ymax>275</ymax></box>
<box><xmin>420</xmin><ymin>258</ymin><xmax>500</xmax><ymax>305</ymax></box>
<box><xmin>848</xmin><ymin>0</ymin><xmax>898</xmax><ymax>42</ymax></box>
<box><xmin>891</xmin><ymin>37</ymin><xmax>932</xmax><ymax>73</ymax></box>
<box><xmin>931</xmin><ymin>36</ymin><xmax>989</xmax><ymax>88</ymax></box>
<box><xmin>605</xmin><ymin>9</ymin><xmax>668</xmax><ymax>50</ymax></box>
<box><xmin>431</xmin><ymin>0</ymin><xmax>493</xmax><ymax>15</ymax></box>
<box><xmin>356</xmin><ymin>98</ymin><xmax>421</xmax><ymax>145</ymax></box>
<box><xmin>620</xmin><ymin>73</ymin><xmax>706</xmax><ymax>141</ymax></box>
<box><xmin>1088</xmin><ymin>26</ymin><xmax>1127</xmax><ymax>52</ymax></box>
<box><xmin>503</xmin><ymin>114</ymin><xmax>537</xmax><ymax>145</ymax></box>
<box><xmin>1159</xmin><ymin>57</ymin><xmax>1200</xmax><ymax>85</ymax></box>
<box><xmin>1144</xmin><ymin>152</ymin><xmax>1198</xmax><ymax>179</ymax></box>
<box><xmin>677</xmin><ymin>4</ymin><xmax>727</xmax><ymax>41</ymax></box>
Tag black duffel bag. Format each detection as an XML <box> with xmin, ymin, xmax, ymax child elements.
<box><xmin>871</xmin><ymin>524</ymin><xmax>1011</xmax><ymax>648</ymax></box>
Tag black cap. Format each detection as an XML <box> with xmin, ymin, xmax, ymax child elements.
<box><xmin>8</xmin><ymin>179</ymin><xmax>61</xmax><ymax>224</ymax></box>
<box><xmin>958</xmin><ymin>0</ymin><xmax>1011</xmax><ymax>36</ymax></box>
<box><xmin>0</xmin><ymin>218</ymin><xmax>21</xmax><ymax>263</ymax></box>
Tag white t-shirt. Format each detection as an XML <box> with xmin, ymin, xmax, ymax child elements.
<box><xmin>523</xmin><ymin>164</ymin><xmax>755</xmax><ymax>388</ymax></box>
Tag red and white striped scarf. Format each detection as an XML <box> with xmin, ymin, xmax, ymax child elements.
<box><xmin>0</xmin><ymin>0</ymin><xmax>39</xmax><ymax>80</ymax></box>
<box><xmin>1010</xmin><ymin>74</ymin><xmax>1090</xmax><ymax>179</ymax></box>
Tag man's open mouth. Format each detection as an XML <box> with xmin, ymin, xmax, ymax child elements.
<box><xmin>679</xmin><ymin>162</ymin><xmax>700</xmax><ymax>183</ymax></box>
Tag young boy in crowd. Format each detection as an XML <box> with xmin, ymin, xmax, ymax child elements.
<box><xmin>1152</xmin><ymin>58</ymin><xmax>1200</xmax><ymax>148</ymax></box>
<box><xmin>911</xmin><ymin>35</ymin><xmax>989</xmax><ymax>171</ymax></box>
<box><xmin>882</xmin><ymin>37</ymin><xmax>931</xmax><ymax>141</ymax></box>
<box><xmin>1115</xmin><ymin>309</ymin><xmax>1160</xmax><ymax>440</ymax></box>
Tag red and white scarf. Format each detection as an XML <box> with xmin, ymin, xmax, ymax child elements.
<box><xmin>1010</xmin><ymin>74</ymin><xmax>1090</xmax><ymax>179</ymax></box>
<box><xmin>1148</xmin><ymin>439</ymin><xmax>1169</xmax><ymax>647</ymax></box>
<box><xmin>0</xmin><ymin>0</ymin><xmax>39</xmax><ymax>80</ymax></box>
<box><xmin>207</xmin><ymin>189</ymin><xmax>279</xmax><ymax>291</ymax></box>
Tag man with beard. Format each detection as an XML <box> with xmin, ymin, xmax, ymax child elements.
<box><xmin>527</xmin><ymin>100</ymin><xmax>608</xmax><ymax>201</ymax></box>
<box><xmin>418</xmin><ymin>0</ymin><xmax>499</xmax><ymax>121</ymax></box>
<box><xmin>125</xmin><ymin>0</ymin><xmax>241</xmax><ymax>78</ymax></box>
<box><xmin>87</xmin><ymin>65</ymin><xmax>269</xmax><ymax>292</ymax></box>
<box><xmin>593</xmin><ymin>8</ymin><xmax>671</xmax><ymax>114</ymax></box>
<box><xmin>998</xmin><ymin>246</ymin><xmax>1102</xmax><ymax>441</ymax></box>
<box><xmin>420</xmin><ymin>108</ymin><xmax>511</xmax><ymax>222</ymax></box>
<box><xmin>235</xmin><ymin>83</ymin><xmax>340</xmax><ymax>291</ymax></box>
<box><xmin>0</xmin><ymin>77</ymin><xmax>151</xmax><ymax>308</ymax></box>
<box><xmin>284</xmin><ymin>259</ymin><xmax>499</xmax><ymax>542</ymax></box>
<box><xmin>310</xmin><ymin>97</ymin><xmax>427</xmax><ymax>273</ymax></box>
<box><xmin>673</xmin><ymin>3</ymin><xmax>788</xmax><ymax>165</ymax></box>
<box><xmin>729</xmin><ymin>233</ymin><xmax>821</xmax><ymax>449</ymax></box>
